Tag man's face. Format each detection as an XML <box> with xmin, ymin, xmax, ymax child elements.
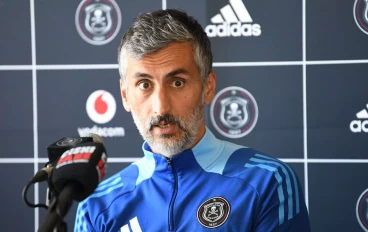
<box><xmin>120</xmin><ymin>42</ymin><xmax>216</xmax><ymax>157</ymax></box>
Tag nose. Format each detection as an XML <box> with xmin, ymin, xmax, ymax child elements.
<box><xmin>152</xmin><ymin>86</ymin><xmax>172</xmax><ymax>115</ymax></box>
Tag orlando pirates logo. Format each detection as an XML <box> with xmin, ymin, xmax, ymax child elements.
<box><xmin>354</xmin><ymin>0</ymin><xmax>368</xmax><ymax>35</ymax></box>
<box><xmin>75</xmin><ymin>0</ymin><xmax>121</xmax><ymax>45</ymax></box>
<box><xmin>197</xmin><ymin>197</ymin><xmax>230</xmax><ymax>228</ymax></box>
<box><xmin>210</xmin><ymin>86</ymin><xmax>258</xmax><ymax>138</ymax></box>
<box><xmin>356</xmin><ymin>188</ymin><xmax>368</xmax><ymax>231</ymax></box>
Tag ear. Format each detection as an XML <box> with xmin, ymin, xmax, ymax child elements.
<box><xmin>204</xmin><ymin>71</ymin><xmax>216</xmax><ymax>104</ymax></box>
<box><xmin>120</xmin><ymin>79</ymin><xmax>131</xmax><ymax>112</ymax></box>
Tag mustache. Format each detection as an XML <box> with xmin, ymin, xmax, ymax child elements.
<box><xmin>148</xmin><ymin>114</ymin><xmax>185</xmax><ymax>131</ymax></box>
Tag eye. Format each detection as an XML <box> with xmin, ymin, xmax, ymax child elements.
<box><xmin>138</xmin><ymin>81</ymin><xmax>151</xmax><ymax>90</ymax></box>
<box><xmin>171</xmin><ymin>80</ymin><xmax>185</xmax><ymax>88</ymax></box>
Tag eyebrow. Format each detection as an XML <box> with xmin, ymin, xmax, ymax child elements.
<box><xmin>165</xmin><ymin>68</ymin><xmax>190</xmax><ymax>78</ymax></box>
<box><xmin>133</xmin><ymin>68</ymin><xmax>191</xmax><ymax>79</ymax></box>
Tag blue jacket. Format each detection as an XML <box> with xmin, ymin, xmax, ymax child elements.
<box><xmin>74</xmin><ymin>129</ymin><xmax>310</xmax><ymax>231</ymax></box>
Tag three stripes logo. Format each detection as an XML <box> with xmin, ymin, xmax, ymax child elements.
<box><xmin>120</xmin><ymin>217</ymin><xmax>142</xmax><ymax>232</ymax></box>
<box><xmin>205</xmin><ymin>0</ymin><xmax>261</xmax><ymax>37</ymax></box>
<box><xmin>244</xmin><ymin>154</ymin><xmax>300</xmax><ymax>225</ymax></box>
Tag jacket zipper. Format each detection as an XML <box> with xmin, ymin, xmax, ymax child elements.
<box><xmin>167</xmin><ymin>158</ymin><xmax>178</xmax><ymax>231</ymax></box>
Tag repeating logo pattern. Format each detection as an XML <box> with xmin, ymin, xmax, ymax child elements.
<box><xmin>86</xmin><ymin>90</ymin><xmax>116</xmax><ymax>124</ymax></box>
<box><xmin>354</xmin><ymin>0</ymin><xmax>368</xmax><ymax>35</ymax></box>
<box><xmin>79</xmin><ymin>90</ymin><xmax>125</xmax><ymax>137</ymax></box>
<box><xmin>350</xmin><ymin>104</ymin><xmax>368</xmax><ymax>133</ymax></box>
<box><xmin>356</xmin><ymin>188</ymin><xmax>368</xmax><ymax>231</ymax></box>
<box><xmin>205</xmin><ymin>0</ymin><xmax>261</xmax><ymax>37</ymax></box>
<box><xmin>75</xmin><ymin>0</ymin><xmax>122</xmax><ymax>45</ymax></box>
<box><xmin>197</xmin><ymin>197</ymin><xmax>231</xmax><ymax>228</ymax></box>
<box><xmin>210</xmin><ymin>86</ymin><xmax>258</xmax><ymax>138</ymax></box>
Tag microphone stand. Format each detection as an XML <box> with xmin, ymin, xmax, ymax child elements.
<box><xmin>39</xmin><ymin>175</ymin><xmax>68</xmax><ymax>232</ymax></box>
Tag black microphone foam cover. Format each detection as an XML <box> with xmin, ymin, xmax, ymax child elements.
<box><xmin>47</xmin><ymin>137</ymin><xmax>93</xmax><ymax>165</ymax></box>
<box><xmin>52</xmin><ymin>142</ymin><xmax>107</xmax><ymax>201</ymax></box>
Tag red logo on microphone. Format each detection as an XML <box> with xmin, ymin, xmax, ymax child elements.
<box><xmin>56</xmin><ymin>146</ymin><xmax>97</xmax><ymax>168</ymax></box>
<box><xmin>86</xmin><ymin>90</ymin><xmax>116</xmax><ymax>124</ymax></box>
<box><xmin>97</xmin><ymin>152</ymin><xmax>107</xmax><ymax>181</ymax></box>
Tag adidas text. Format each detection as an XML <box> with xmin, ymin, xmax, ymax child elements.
<box><xmin>350</xmin><ymin>120</ymin><xmax>368</xmax><ymax>133</ymax></box>
<box><xmin>205</xmin><ymin>22</ymin><xmax>261</xmax><ymax>37</ymax></box>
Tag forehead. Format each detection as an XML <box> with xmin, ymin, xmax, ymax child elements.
<box><xmin>126</xmin><ymin>42</ymin><xmax>199</xmax><ymax>79</ymax></box>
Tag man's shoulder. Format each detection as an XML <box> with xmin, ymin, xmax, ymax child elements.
<box><xmin>93</xmin><ymin>159</ymin><xmax>144</xmax><ymax>196</ymax></box>
<box><xmin>75</xmin><ymin>161</ymin><xmax>141</xmax><ymax>221</ymax></box>
<box><xmin>219</xmin><ymin>141</ymin><xmax>298</xmax><ymax>195</ymax></box>
<box><xmin>222</xmin><ymin>140</ymin><xmax>286</xmax><ymax>169</ymax></box>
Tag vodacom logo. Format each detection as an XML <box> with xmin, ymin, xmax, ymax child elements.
<box><xmin>86</xmin><ymin>90</ymin><xmax>116</xmax><ymax>124</ymax></box>
<box><xmin>78</xmin><ymin>90</ymin><xmax>124</xmax><ymax>137</ymax></box>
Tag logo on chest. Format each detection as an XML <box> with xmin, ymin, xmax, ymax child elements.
<box><xmin>197</xmin><ymin>197</ymin><xmax>231</xmax><ymax>228</ymax></box>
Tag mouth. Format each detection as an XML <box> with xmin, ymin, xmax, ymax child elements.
<box><xmin>156</xmin><ymin>123</ymin><xmax>173</xmax><ymax>128</ymax></box>
<box><xmin>151</xmin><ymin>121</ymin><xmax>177</xmax><ymax>135</ymax></box>
<box><xmin>151</xmin><ymin>119</ymin><xmax>176</xmax><ymax>129</ymax></box>
<box><xmin>148</xmin><ymin>115</ymin><xmax>183</xmax><ymax>133</ymax></box>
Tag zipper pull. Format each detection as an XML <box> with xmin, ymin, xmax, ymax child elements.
<box><xmin>166</xmin><ymin>157</ymin><xmax>171</xmax><ymax>166</ymax></box>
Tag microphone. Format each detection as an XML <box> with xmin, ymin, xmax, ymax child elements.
<box><xmin>38</xmin><ymin>134</ymin><xmax>107</xmax><ymax>232</ymax></box>
<box><xmin>23</xmin><ymin>135</ymin><xmax>100</xmax><ymax>211</ymax></box>
<box><xmin>47</xmin><ymin>136</ymin><xmax>97</xmax><ymax>166</ymax></box>
<box><xmin>29</xmin><ymin>136</ymin><xmax>97</xmax><ymax>184</ymax></box>
<box><xmin>52</xmin><ymin>137</ymin><xmax>107</xmax><ymax>201</ymax></box>
<box><xmin>30</xmin><ymin>165</ymin><xmax>53</xmax><ymax>184</ymax></box>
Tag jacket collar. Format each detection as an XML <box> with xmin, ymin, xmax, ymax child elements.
<box><xmin>141</xmin><ymin>127</ymin><xmax>224</xmax><ymax>171</ymax></box>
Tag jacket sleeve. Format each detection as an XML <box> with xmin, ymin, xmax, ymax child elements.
<box><xmin>74</xmin><ymin>201</ymin><xmax>96</xmax><ymax>232</ymax></box>
<box><xmin>253</xmin><ymin>166</ymin><xmax>311</xmax><ymax>232</ymax></box>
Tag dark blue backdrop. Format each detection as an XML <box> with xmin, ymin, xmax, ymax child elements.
<box><xmin>1</xmin><ymin>0</ymin><xmax>368</xmax><ymax>231</ymax></box>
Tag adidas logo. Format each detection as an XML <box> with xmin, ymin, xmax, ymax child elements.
<box><xmin>205</xmin><ymin>0</ymin><xmax>261</xmax><ymax>37</ymax></box>
<box><xmin>120</xmin><ymin>217</ymin><xmax>142</xmax><ymax>232</ymax></box>
<box><xmin>350</xmin><ymin>104</ymin><xmax>368</xmax><ymax>133</ymax></box>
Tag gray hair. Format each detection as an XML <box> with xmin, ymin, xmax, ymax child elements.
<box><xmin>118</xmin><ymin>9</ymin><xmax>212</xmax><ymax>84</ymax></box>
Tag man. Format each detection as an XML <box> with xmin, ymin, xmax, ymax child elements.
<box><xmin>75</xmin><ymin>9</ymin><xmax>311</xmax><ymax>231</ymax></box>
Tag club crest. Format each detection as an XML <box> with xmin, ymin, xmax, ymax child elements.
<box><xmin>75</xmin><ymin>0</ymin><xmax>121</xmax><ymax>45</ymax></box>
<box><xmin>210</xmin><ymin>86</ymin><xmax>258</xmax><ymax>138</ymax></box>
<box><xmin>354</xmin><ymin>0</ymin><xmax>368</xmax><ymax>35</ymax></box>
<box><xmin>357</xmin><ymin>188</ymin><xmax>368</xmax><ymax>231</ymax></box>
<box><xmin>197</xmin><ymin>197</ymin><xmax>230</xmax><ymax>228</ymax></box>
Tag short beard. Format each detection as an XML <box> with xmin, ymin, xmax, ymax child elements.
<box><xmin>130</xmin><ymin>93</ymin><xmax>205</xmax><ymax>157</ymax></box>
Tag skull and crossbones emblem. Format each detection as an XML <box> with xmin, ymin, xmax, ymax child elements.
<box><xmin>208</xmin><ymin>206</ymin><xmax>219</xmax><ymax>216</ymax></box>
<box><xmin>226</xmin><ymin>102</ymin><xmax>242</xmax><ymax>122</ymax></box>
<box><xmin>90</xmin><ymin>9</ymin><xmax>107</xmax><ymax>31</ymax></box>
